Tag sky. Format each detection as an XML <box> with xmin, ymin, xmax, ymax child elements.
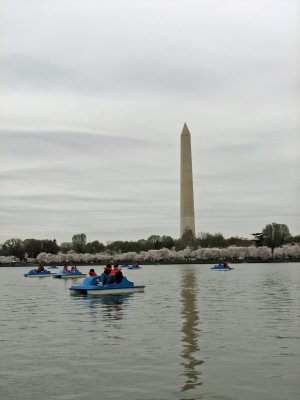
<box><xmin>0</xmin><ymin>0</ymin><xmax>299</xmax><ymax>245</ymax></box>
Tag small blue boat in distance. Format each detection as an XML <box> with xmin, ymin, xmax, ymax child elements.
<box><xmin>69</xmin><ymin>275</ymin><xmax>145</xmax><ymax>296</ymax></box>
<box><xmin>211</xmin><ymin>262</ymin><xmax>233</xmax><ymax>271</ymax></box>
<box><xmin>52</xmin><ymin>268</ymin><xmax>87</xmax><ymax>279</ymax></box>
<box><xmin>122</xmin><ymin>263</ymin><xmax>142</xmax><ymax>269</ymax></box>
<box><xmin>24</xmin><ymin>269</ymin><xmax>52</xmax><ymax>277</ymax></box>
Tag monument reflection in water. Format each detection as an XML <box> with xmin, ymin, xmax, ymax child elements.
<box><xmin>180</xmin><ymin>268</ymin><xmax>203</xmax><ymax>396</ymax></box>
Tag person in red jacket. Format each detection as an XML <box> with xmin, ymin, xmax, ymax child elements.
<box><xmin>110</xmin><ymin>264</ymin><xmax>123</xmax><ymax>284</ymax></box>
<box><xmin>37</xmin><ymin>265</ymin><xmax>44</xmax><ymax>272</ymax></box>
<box><xmin>222</xmin><ymin>261</ymin><xmax>230</xmax><ymax>269</ymax></box>
<box><xmin>89</xmin><ymin>268</ymin><xmax>97</xmax><ymax>277</ymax></box>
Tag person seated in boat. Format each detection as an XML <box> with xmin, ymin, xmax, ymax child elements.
<box><xmin>222</xmin><ymin>261</ymin><xmax>230</xmax><ymax>269</ymax></box>
<box><xmin>72</xmin><ymin>263</ymin><xmax>78</xmax><ymax>272</ymax></box>
<box><xmin>108</xmin><ymin>264</ymin><xmax>123</xmax><ymax>284</ymax></box>
<box><xmin>99</xmin><ymin>264</ymin><xmax>112</xmax><ymax>284</ymax></box>
<box><xmin>37</xmin><ymin>265</ymin><xmax>44</xmax><ymax>272</ymax></box>
<box><xmin>63</xmin><ymin>264</ymin><xmax>69</xmax><ymax>271</ymax></box>
<box><xmin>89</xmin><ymin>268</ymin><xmax>97</xmax><ymax>277</ymax></box>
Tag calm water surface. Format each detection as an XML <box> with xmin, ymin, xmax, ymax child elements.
<box><xmin>0</xmin><ymin>263</ymin><xmax>299</xmax><ymax>400</ymax></box>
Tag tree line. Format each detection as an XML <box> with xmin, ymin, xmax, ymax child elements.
<box><xmin>0</xmin><ymin>223</ymin><xmax>299</xmax><ymax>260</ymax></box>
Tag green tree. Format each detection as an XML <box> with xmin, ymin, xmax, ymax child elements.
<box><xmin>2</xmin><ymin>238</ymin><xmax>25</xmax><ymax>259</ymax></box>
<box><xmin>84</xmin><ymin>240</ymin><xmax>105</xmax><ymax>254</ymax></box>
<box><xmin>23</xmin><ymin>238</ymin><xmax>59</xmax><ymax>258</ymax></box>
<box><xmin>23</xmin><ymin>239</ymin><xmax>41</xmax><ymax>258</ymax></box>
<box><xmin>72</xmin><ymin>233</ymin><xmax>87</xmax><ymax>253</ymax></box>
<box><xmin>60</xmin><ymin>242</ymin><xmax>73</xmax><ymax>253</ymax></box>
<box><xmin>196</xmin><ymin>232</ymin><xmax>212</xmax><ymax>248</ymax></box>
<box><xmin>262</xmin><ymin>223</ymin><xmax>291</xmax><ymax>252</ymax></box>
<box><xmin>146</xmin><ymin>235</ymin><xmax>162</xmax><ymax>250</ymax></box>
<box><xmin>209</xmin><ymin>233</ymin><xmax>226</xmax><ymax>248</ymax></box>
<box><xmin>225</xmin><ymin>236</ymin><xmax>251</xmax><ymax>247</ymax></box>
<box><xmin>137</xmin><ymin>239</ymin><xmax>147</xmax><ymax>251</ymax></box>
<box><xmin>160</xmin><ymin>235</ymin><xmax>175</xmax><ymax>249</ymax></box>
<box><xmin>291</xmin><ymin>234</ymin><xmax>300</xmax><ymax>244</ymax></box>
<box><xmin>41</xmin><ymin>239</ymin><xmax>59</xmax><ymax>254</ymax></box>
<box><xmin>196</xmin><ymin>232</ymin><xmax>226</xmax><ymax>248</ymax></box>
<box><xmin>251</xmin><ymin>232</ymin><xmax>265</xmax><ymax>247</ymax></box>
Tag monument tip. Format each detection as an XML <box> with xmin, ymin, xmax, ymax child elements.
<box><xmin>181</xmin><ymin>122</ymin><xmax>190</xmax><ymax>135</ymax></box>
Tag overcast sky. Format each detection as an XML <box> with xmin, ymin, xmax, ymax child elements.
<box><xmin>0</xmin><ymin>0</ymin><xmax>299</xmax><ymax>245</ymax></box>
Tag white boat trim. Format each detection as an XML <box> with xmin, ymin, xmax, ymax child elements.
<box><xmin>86</xmin><ymin>287</ymin><xmax>145</xmax><ymax>296</ymax></box>
<box><xmin>53</xmin><ymin>274</ymin><xmax>87</xmax><ymax>279</ymax></box>
<box><xmin>60</xmin><ymin>274</ymin><xmax>87</xmax><ymax>279</ymax></box>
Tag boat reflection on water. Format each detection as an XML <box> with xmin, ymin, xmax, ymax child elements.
<box><xmin>80</xmin><ymin>293</ymin><xmax>134</xmax><ymax>321</ymax></box>
<box><xmin>180</xmin><ymin>268</ymin><xmax>203</xmax><ymax>397</ymax></box>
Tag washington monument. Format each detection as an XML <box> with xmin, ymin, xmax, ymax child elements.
<box><xmin>180</xmin><ymin>123</ymin><xmax>196</xmax><ymax>238</ymax></box>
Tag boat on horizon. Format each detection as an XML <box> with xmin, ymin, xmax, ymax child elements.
<box><xmin>122</xmin><ymin>264</ymin><xmax>142</xmax><ymax>269</ymax></box>
<box><xmin>211</xmin><ymin>263</ymin><xmax>234</xmax><ymax>271</ymax></box>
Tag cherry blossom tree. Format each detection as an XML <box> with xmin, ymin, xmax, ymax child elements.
<box><xmin>257</xmin><ymin>246</ymin><xmax>272</xmax><ymax>260</ymax></box>
<box><xmin>0</xmin><ymin>255</ymin><xmax>19</xmax><ymax>264</ymax></box>
<box><xmin>273</xmin><ymin>247</ymin><xmax>284</xmax><ymax>259</ymax></box>
<box><xmin>25</xmin><ymin>243</ymin><xmax>300</xmax><ymax>265</ymax></box>
<box><xmin>247</xmin><ymin>246</ymin><xmax>258</xmax><ymax>259</ymax></box>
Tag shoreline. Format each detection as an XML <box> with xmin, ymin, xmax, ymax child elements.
<box><xmin>1</xmin><ymin>259</ymin><xmax>300</xmax><ymax>268</ymax></box>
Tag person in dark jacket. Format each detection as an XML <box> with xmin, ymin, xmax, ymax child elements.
<box><xmin>111</xmin><ymin>264</ymin><xmax>123</xmax><ymax>284</ymax></box>
<box><xmin>100</xmin><ymin>264</ymin><xmax>112</xmax><ymax>284</ymax></box>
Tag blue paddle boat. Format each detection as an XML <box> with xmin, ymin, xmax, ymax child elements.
<box><xmin>121</xmin><ymin>262</ymin><xmax>142</xmax><ymax>269</ymax></box>
<box><xmin>211</xmin><ymin>263</ymin><xmax>233</xmax><ymax>271</ymax></box>
<box><xmin>125</xmin><ymin>264</ymin><xmax>142</xmax><ymax>269</ymax></box>
<box><xmin>24</xmin><ymin>268</ymin><xmax>52</xmax><ymax>277</ymax></box>
<box><xmin>69</xmin><ymin>275</ymin><xmax>145</xmax><ymax>296</ymax></box>
<box><xmin>52</xmin><ymin>268</ymin><xmax>87</xmax><ymax>279</ymax></box>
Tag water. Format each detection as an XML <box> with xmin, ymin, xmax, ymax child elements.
<box><xmin>0</xmin><ymin>263</ymin><xmax>299</xmax><ymax>400</ymax></box>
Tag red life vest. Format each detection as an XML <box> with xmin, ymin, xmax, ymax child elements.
<box><xmin>111</xmin><ymin>267</ymin><xmax>121</xmax><ymax>275</ymax></box>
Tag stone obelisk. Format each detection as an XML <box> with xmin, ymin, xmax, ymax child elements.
<box><xmin>180</xmin><ymin>123</ymin><xmax>196</xmax><ymax>238</ymax></box>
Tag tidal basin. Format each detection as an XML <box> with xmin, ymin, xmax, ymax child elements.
<box><xmin>0</xmin><ymin>263</ymin><xmax>299</xmax><ymax>400</ymax></box>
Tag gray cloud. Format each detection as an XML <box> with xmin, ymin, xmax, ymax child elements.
<box><xmin>0</xmin><ymin>0</ymin><xmax>299</xmax><ymax>243</ymax></box>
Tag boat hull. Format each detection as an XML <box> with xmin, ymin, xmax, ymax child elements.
<box><xmin>211</xmin><ymin>265</ymin><xmax>233</xmax><ymax>271</ymax></box>
<box><xmin>211</xmin><ymin>269</ymin><xmax>231</xmax><ymax>271</ymax></box>
<box><xmin>53</xmin><ymin>274</ymin><xmax>87</xmax><ymax>279</ymax></box>
<box><xmin>69</xmin><ymin>276</ymin><xmax>145</xmax><ymax>296</ymax></box>
<box><xmin>70</xmin><ymin>286</ymin><xmax>145</xmax><ymax>296</ymax></box>
<box><xmin>87</xmin><ymin>286</ymin><xmax>145</xmax><ymax>295</ymax></box>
